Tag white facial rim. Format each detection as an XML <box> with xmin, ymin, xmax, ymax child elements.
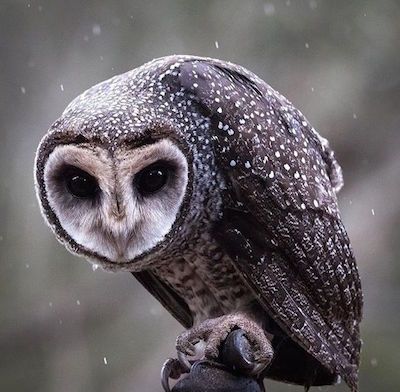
<box><xmin>43</xmin><ymin>138</ymin><xmax>188</xmax><ymax>264</ymax></box>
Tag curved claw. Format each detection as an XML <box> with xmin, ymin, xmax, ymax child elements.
<box><xmin>251</xmin><ymin>361</ymin><xmax>269</xmax><ymax>376</ymax></box>
<box><xmin>177</xmin><ymin>350</ymin><xmax>192</xmax><ymax>372</ymax></box>
<box><xmin>161</xmin><ymin>358</ymin><xmax>188</xmax><ymax>392</ymax></box>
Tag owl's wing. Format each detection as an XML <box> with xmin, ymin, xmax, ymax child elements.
<box><xmin>179</xmin><ymin>59</ymin><xmax>362</xmax><ymax>390</ymax></box>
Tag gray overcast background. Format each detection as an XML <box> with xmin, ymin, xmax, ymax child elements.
<box><xmin>1</xmin><ymin>1</ymin><xmax>399</xmax><ymax>391</ymax></box>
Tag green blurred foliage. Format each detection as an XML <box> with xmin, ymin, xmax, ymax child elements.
<box><xmin>0</xmin><ymin>0</ymin><xmax>399</xmax><ymax>391</ymax></box>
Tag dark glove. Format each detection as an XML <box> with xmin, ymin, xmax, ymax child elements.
<box><xmin>171</xmin><ymin>360</ymin><xmax>265</xmax><ymax>392</ymax></box>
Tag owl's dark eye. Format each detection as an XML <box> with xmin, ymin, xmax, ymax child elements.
<box><xmin>136</xmin><ymin>162</ymin><xmax>171</xmax><ymax>195</ymax></box>
<box><xmin>64</xmin><ymin>167</ymin><xmax>99</xmax><ymax>199</ymax></box>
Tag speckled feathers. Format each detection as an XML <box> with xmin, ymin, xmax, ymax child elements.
<box><xmin>35</xmin><ymin>55</ymin><xmax>362</xmax><ymax>391</ymax></box>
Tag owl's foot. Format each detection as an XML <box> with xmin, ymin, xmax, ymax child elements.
<box><xmin>176</xmin><ymin>312</ymin><xmax>273</xmax><ymax>376</ymax></box>
<box><xmin>161</xmin><ymin>358</ymin><xmax>189</xmax><ymax>392</ymax></box>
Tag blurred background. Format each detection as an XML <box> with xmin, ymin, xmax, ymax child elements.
<box><xmin>1</xmin><ymin>0</ymin><xmax>399</xmax><ymax>391</ymax></box>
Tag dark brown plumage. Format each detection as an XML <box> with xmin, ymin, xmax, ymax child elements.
<box><xmin>35</xmin><ymin>55</ymin><xmax>363</xmax><ymax>390</ymax></box>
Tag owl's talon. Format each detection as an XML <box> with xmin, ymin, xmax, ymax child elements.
<box><xmin>176</xmin><ymin>334</ymin><xmax>197</xmax><ymax>357</ymax></box>
<box><xmin>161</xmin><ymin>358</ymin><xmax>189</xmax><ymax>392</ymax></box>
<box><xmin>177</xmin><ymin>350</ymin><xmax>192</xmax><ymax>372</ymax></box>
<box><xmin>252</xmin><ymin>362</ymin><xmax>268</xmax><ymax>376</ymax></box>
<box><xmin>176</xmin><ymin>313</ymin><xmax>273</xmax><ymax>377</ymax></box>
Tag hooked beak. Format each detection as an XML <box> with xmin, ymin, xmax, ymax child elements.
<box><xmin>111</xmin><ymin>196</ymin><xmax>126</xmax><ymax>221</ymax></box>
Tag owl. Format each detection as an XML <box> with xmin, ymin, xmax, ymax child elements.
<box><xmin>35</xmin><ymin>55</ymin><xmax>363</xmax><ymax>391</ymax></box>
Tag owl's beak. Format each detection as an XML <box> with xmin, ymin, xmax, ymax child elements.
<box><xmin>111</xmin><ymin>196</ymin><xmax>125</xmax><ymax>221</ymax></box>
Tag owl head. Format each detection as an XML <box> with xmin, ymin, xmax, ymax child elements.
<box><xmin>34</xmin><ymin>56</ymin><xmax>225</xmax><ymax>271</ymax></box>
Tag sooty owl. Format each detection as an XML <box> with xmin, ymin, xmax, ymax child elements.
<box><xmin>35</xmin><ymin>55</ymin><xmax>363</xmax><ymax>390</ymax></box>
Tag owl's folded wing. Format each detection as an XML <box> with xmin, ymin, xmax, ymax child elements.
<box><xmin>179</xmin><ymin>58</ymin><xmax>362</xmax><ymax>390</ymax></box>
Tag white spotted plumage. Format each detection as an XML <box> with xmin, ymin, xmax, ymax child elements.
<box><xmin>35</xmin><ymin>55</ymin><xmax>362</xmax><ymax>391</ymax></box>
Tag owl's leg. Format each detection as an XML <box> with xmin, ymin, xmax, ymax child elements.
<box><xmin>176</xmin><ymin>312</ymin><xmax>273</xmax><ymax>376</ymax></box>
